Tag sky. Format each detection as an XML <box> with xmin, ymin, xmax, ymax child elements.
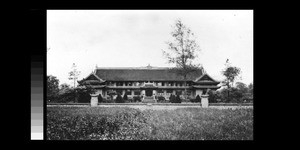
<box><xmin>47</xmin><ymin>10</ymin><xmax>253</xmax><ymax>86</ymax></box>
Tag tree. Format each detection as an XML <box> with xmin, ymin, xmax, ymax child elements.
<box><xmin>68</xmin><ymin>63</ymin><xmax>81</xmax><ymax>103</ymax></box>
<box><xmin>162</xmin><ymin>19</ymin><xmax>202</xmax><ymax>99</ymax></box>
<box><xmin>123</xmin><ymin>94</ymin><xmax>128</xmax><ymax>102</ymax></box>
<box><xmin>169</xmin><ymin>94</ymin><xmax>175</xmax><ymax>103</ymax></box>
<box><xmin>221</xmin><ymin>59</ymin><xmax>241</xmax><ymax>102</ymax></box>
<box><xmin>59</xmin><ymin>83</ymin><xmax>71</xmax><ymax>94</ymax></box>
<box><xmin>236</xmin><ymin>82</ymin><xmax>248</xmax><ymax>93</ymax></box>
<box><xmin>68</xmin><ymin>63</ymin><xmax>81</xmax><ymax>88</ymax></box>
<box><xmin>195</xmin><ymin>95</ymin><xmax>201</xmax><ymax>103</ymax></box>
<box><xmin>47</xmin><ymin>75</ymin><xmax>59</xmax><ymax>102</ymax></box>
<box><xmin>107</xmin><ymin>90</ymin><xmax>117</xmax><ymax>102</ymax></box>
<box><xmin>248</xmin><ymin>82</ymin><xmax>253</xmax><ymax>95</ymax></box>
<box><xmin>98</xmin><ymin>94</ymin><xmax>103</xmax><ymax>103</ymax></box>
<box><xmin>115</xmin><ymin>94</ymin><xmax>124</xmax><ymax>103</ymax></box>
<box><xmin>175</xmin><ymin>94</ymin><xmax>181</xmax><ymax>103</ymax></box>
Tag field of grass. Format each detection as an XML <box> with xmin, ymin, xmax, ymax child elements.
<box><xmin>47</xmin><ymin>106</ymin><xmax>253</xmax><ymax>140</ymax></box>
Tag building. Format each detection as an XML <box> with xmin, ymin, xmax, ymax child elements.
<box><xmin>78</xmin><ymin>65</ymin><xmax>220</xmax><ymax>102</ymax></box>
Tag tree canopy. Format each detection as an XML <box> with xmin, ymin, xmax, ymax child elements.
<box><xmin>47</xmin><ymin>75</ymin><xmax>59</xmax><ymax>101</ymax></box>
<box><xmin>162</xmin><ymin>19</ymin><xmax>203</xmax><ymax>98</ymax></box>
<box><xmin>221</xmin><ymin>59</ymin><xmax>241</xmax><ymax>88</ymax></box>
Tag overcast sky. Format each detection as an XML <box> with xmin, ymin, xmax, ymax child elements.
<box><xmin>47</xmin><ymin>10</ymin><xmax>253</xmax><ymax>86</ymax></box>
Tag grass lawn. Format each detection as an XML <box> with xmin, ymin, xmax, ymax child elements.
<box><xmin>47</xmin><ymin>106</ymin><xmax>253</xmax><ymax>140</ymax></box>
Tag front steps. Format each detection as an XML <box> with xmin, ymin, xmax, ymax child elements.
<box><xmin>142</xmin><ymin>96</ymin><xmax>157</xmax><ymax>103</ymax></box>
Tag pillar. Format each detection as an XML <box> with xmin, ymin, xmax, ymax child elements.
<box><xmin>90</xmin><ymin>93</ymin><xmax>99</xmax><ymax>107</ymax></box>
<box><xmin>201</xmin><ymin>94</ymin><xmax>209</xmax><ymax>108</ymax></box>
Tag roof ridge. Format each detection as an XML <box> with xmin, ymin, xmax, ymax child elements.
<box><xmin>96</xmin><ymin>67</ymin><xmax>171</xmax><ymax>70</ymax></box>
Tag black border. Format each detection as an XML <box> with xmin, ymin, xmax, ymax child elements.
<box><xmin>24</xmin><ymin>1</ymin><xmax>261</xmax><ymax>147</ymax></box>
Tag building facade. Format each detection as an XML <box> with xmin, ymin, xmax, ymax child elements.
<box><xmin>78</xmin><ymin>65</ymin><xmax>220</xmax><ymax>102</ymax></box>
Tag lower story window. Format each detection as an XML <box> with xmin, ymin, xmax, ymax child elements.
<box><xmin>167</xmin><ymin>89</ymin><xmax>173</xmax><ymax>93</ymax></box>
<box><xmin>125</xmin><ymin>90</ymin><xmax>131</xmax><ymax>95</ymax></box>
<box><xmin>134</xmin><ymin>90</ymin><xmax>141</xmax><ymax>95</ymax></box>
<box><xmin>116</xmin><ymin>90</ymin><xmax>123</xmax><ymax>95</ymax></box>
<box><xmin>176</xmin><ymin>90</ymin><xmax>182</xmax><ymax>95</ymax></box>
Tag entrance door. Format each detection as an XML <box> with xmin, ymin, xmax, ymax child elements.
<box><xmin>145</xmin><ymin>89</ymin><xmax>153</xmax><ymax>96</ymax></box>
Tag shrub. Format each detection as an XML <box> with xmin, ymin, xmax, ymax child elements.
<box><xmin>102</xmin><ymin>98</ymin><xmax>114</xmax><ymax>103</ymax></box>
<box><xmin>98</xmin><ymin>94</ymin><xmax>103</xmax><ymax>103</ymax></box>
<box><xmin>77</xmin><ymin>91</ymin><xmax>90</xmax><ymax>103</ymax></box>
<box><xmin>57</xmin><ymin>89</ymin><xmax>76</xmax><ymax>103</ymax></box>
<box><xmin>181</xmin><ymin>99</ymin><xmax>190</xmax><ymax>103</ymax></box>
<box><xmin>157</xmin><ymin>96</ymin><xmax>166</xmax><ymax>103</ymax></box>
<box><xmin>175</xmin><ymin>94</ymin><xmax>181</xmax><ymax>103</ymax></box>
<box><xmin>123</xmin><ymin>94</ymin><xmax>128</xmax><ymax>101</ymax></box>
<box><xmin>133</xmin><ymin>96</ymin><xmax>141</xmax><ymax>102</ymax></box>
<box><xmin>195</xmin><ymin>95</ymin><xmax>201</xmax><ymax>103</ymax></box>
<box><xmin>169</xmin><ymin>94</ymin><xmax>176</xmax><ymax>103</ymax></box>
<box><xmin>115</xmin><ymin>94</ymin><xmax>124</xmax><ymax>103</ymax></box>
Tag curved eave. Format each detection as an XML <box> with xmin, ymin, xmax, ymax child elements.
<box><xmin>89</xmin><ymin>85</ymin><xmax>106</xmax><ymax>89</ymax></box>
<box><xmin>193</xmin><ymin>81</ymin><xmax>220</xmax><ymax>85</ymax></box>
<box><xmin>192</xmin><ymin>85</ymin><xmax>221</xmax><ymax>89</ymax></box>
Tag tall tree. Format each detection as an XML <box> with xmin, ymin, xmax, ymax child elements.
<box><xmin>59</xmin><ymin>83</ymin><xmax>71</xmax><ymax>95</ymax></box>
<box><xmin>248</xmin><ymin>82</ymin><xmax>253</xmax><ymax>95</ymax></box>
<box><xmin>68</xmin><ymin>63</ymin><xmax>81</xmax><ymax>102</ymax></box>
<box><xmin>221</xmin><ymin>59</ymin><xmax>241</xmax><ymax>101</ymax></box>
<box><xmin>68</xmin><ymin>63</ymin><xmax>81</xmax><ymax>88</ymax></box>
<box><xmin>162</xmin><ymin>19</ymin><xmax>202</xmax><ymax>99</ymax></box>
<box><xmin>47</xmin><ymin>75</ymin><xmax>59</xmax><ymax>102</ymax></box>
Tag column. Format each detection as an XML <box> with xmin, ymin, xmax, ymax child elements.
<box><xmin>90</xmin><ymin>93</ymin><xmax>99</xmax><ymax>107</ymax></box>
<box><xmin>201</xmin><ymin>94</ymin><xmax>209</xmax><ymax>107</ymax></box>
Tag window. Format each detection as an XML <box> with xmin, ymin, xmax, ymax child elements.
<box><xmin>126</xmin><ymin>90</ymin><xmax>131</xmax><ymax>95</ymax></box>
<box><xmin>167</xmin><ymin>89</ymin><xmax>173</xmax><ymax>93</ymax></box>
<box><xmin>186</xmin><ymin>90</ymin><xmax>192</xmax><ymax>96</ymax></box>
<box><xmin>176</xmin><ymin>90</ymin><xmax>182</xmax><ymax>95</ymax></box>
<box><xmin>116</xmin><ymin>90</ymin><xmax>123</xmax><ymax>95</ymax></box>
<box><xmin>162</xmin><ymin>82</ymin><xmax>165</xmax><ymax>86</ymax></box>
<box><xmin>134</xmin><ymin>90</ymin><xmax>141</xmax><ymax>95</ymax></box>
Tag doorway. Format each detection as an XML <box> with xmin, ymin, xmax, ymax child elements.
<box><xmin>145</xmin><ymin>89</ymin><xmax>153</xmax><ymax>96</ymax></box>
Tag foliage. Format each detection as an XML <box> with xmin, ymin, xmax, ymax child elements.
<box><xmin>214</xmin><ymin>81</ymin><xmax>254</xmax><ymax>103</ymax></box>
<box><xmin>101</xmin><ymin>98</ymin><xmax>115</xmax><ymax>103</ymax></box>
<box><xmin>221</xmin><ymin>59</ymin><xmax>241</xmax><ymax>101</ymax></box>
<box><xmin>123</xmin><ymin>94</ymin><xmax>128</xmax><ymax>101</ymax></box>
<box><xmin>115</xmin><ymin>94</ymin><xmax>124</xmax><ymax>103</ymax></box>
<box><xmin>107</xmin><ymin>90</ymin><xmax>117</xmax><ymax>102</ymax></box>
<box><xmin>194</xmin><ymin>95</ymin><xmax>201</xmax><ymax>103</ymax></box>
<box><xmin>47</xmin><ymin>75</ymin><xmax>60</xmax><ymax>101</ymax></box>
<box><xmin>157</xmin><ymin>96</ymin><xmax>166</xmax><ymax>103</ymax></box>
<box><xmin>169</xmin><ymin>94</ymin><xmax>176</xmax><ymax>103</ymax></box>
<box><xmin>47</xmin><ymin>107</ymin><xmax>253</xmax><ymax>140</ymax></box>
<box><xmin>162</xmin><ymin>19</ymin><xmax>203</xmax><ymax>99</ymax></box>
<box><xmin>175</xmin><ymin>94</ymin><xmax>182</xmax><ymax>103</ymax></box>
<box><xmin>68</xmin><ymin>63</ymin><xmax>81</xmax><ymax>88</ymax></box>
<box><xmin>98</xmin><ymin>94</ymin><xmax>103</xmax><ymax>103</ymax></box>
<box><xmin>208</xmin><ymin>90</ymin><xmax>220</xmax><ymax>103</ymax></box>
<box><xmin>133</xmin><ymin>96</ymin><xmax>141</xmax><ymax>102</ymax></box>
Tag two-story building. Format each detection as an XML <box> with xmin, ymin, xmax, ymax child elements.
<box><xmin>78</xmin><ymin>65</ymin><xmax>220</xmax><ymax>102</ymax></box>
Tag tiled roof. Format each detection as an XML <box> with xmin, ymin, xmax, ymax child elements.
<box><xmin>95</xmin><ymin>67</ymin><xmax>203</xmax><ymax>81</ymax></box>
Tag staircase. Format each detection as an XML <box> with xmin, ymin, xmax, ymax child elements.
<box><xmin>142</xmin><ymin>96</ymin><xmax>157</xmax><ymax>103</ymax></box>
